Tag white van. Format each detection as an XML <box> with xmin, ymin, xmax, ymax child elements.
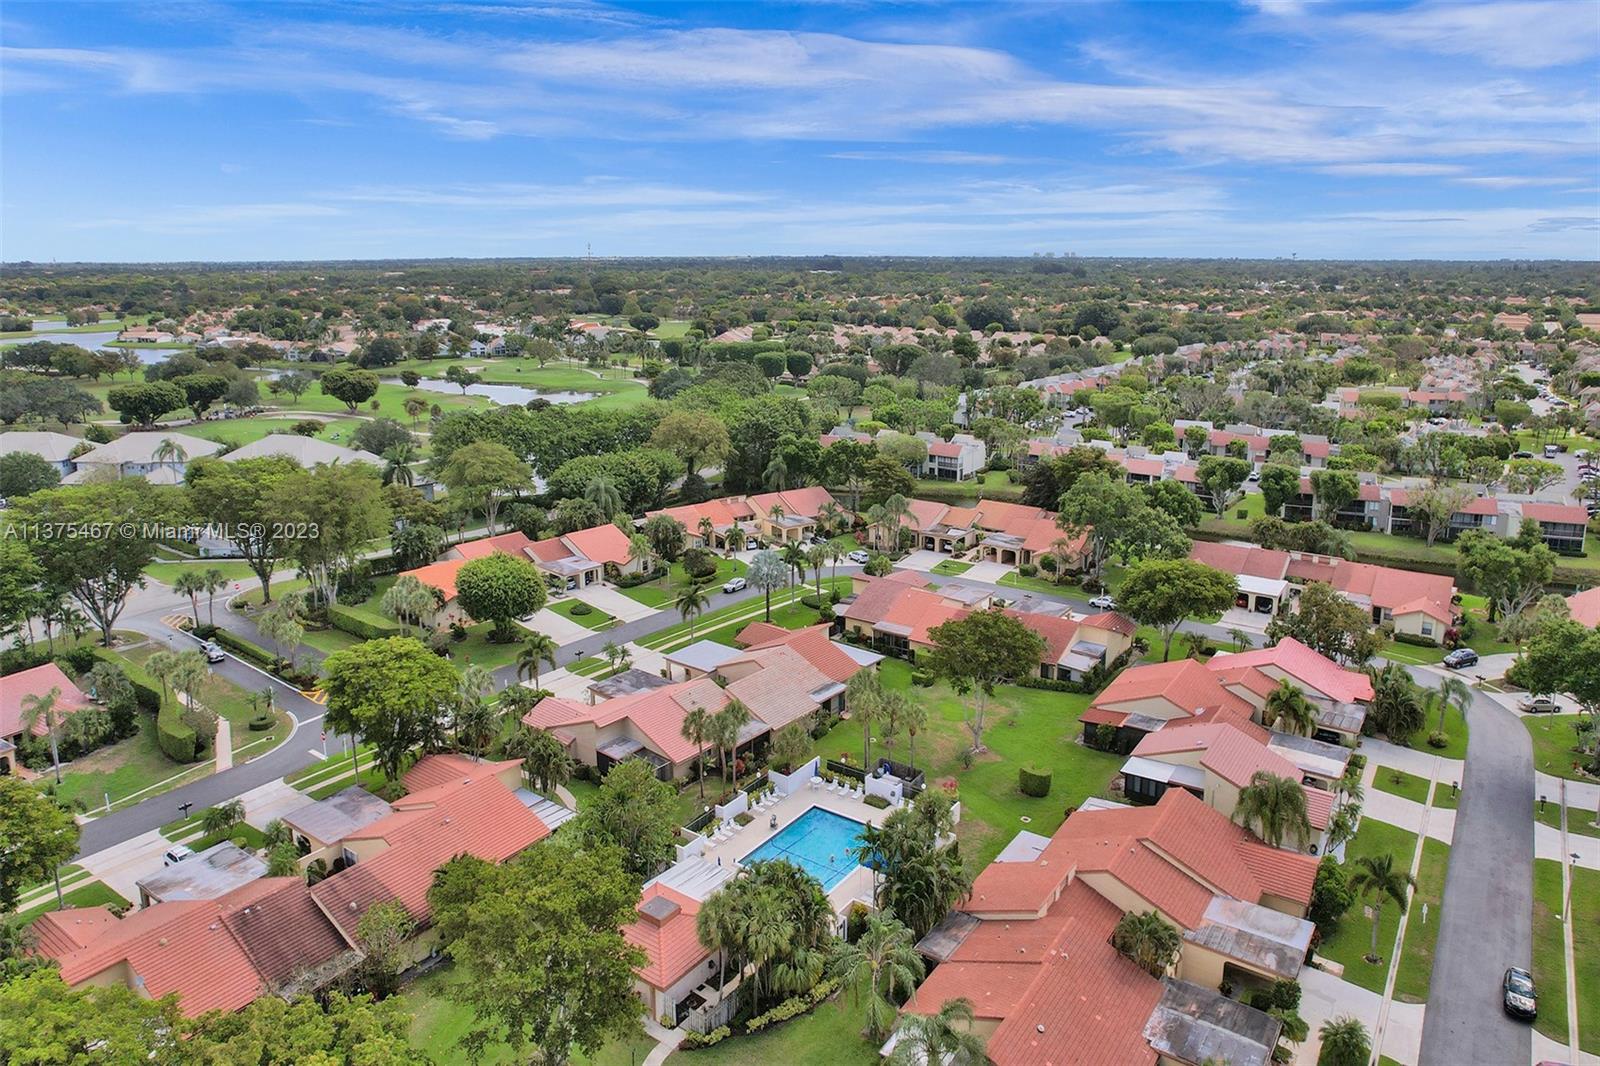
<box><xmin>1544</xmin><ymin>443</ymin><xmax>1560</xmax><ymax>458</ymax></box>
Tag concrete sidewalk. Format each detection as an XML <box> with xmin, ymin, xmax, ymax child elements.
<box><xmin>1298</xmin><ymin>967</ymin><xmax>1425</xmax><ymax>1066</ymax></box>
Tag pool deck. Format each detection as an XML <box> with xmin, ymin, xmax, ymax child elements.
<box><xmin>696</xmin><ymin>783</ymin><xmax>894</xmax><ymax>913</ymax></box>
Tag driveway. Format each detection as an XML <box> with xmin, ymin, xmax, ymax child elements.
<box><xmin>1298</xmin><ymin>967</ymin><xmax>1425</xmax><ymax>1066</ymax></box>
<box><xmin>1219</xmin><ymin>606</ymin><xmax>1271</xmax><ymax>634</ymax></box>
<box><xmin>961</xmin><ymin>560</ymin><xmax>1014</xmax><ymax>584</ymax></box>
<box><xmin>894</xmin><ymin>549</ymin><xmax>949</xmax><ymax>572</ymax></box>
<box><xmin>570</xmin><ymin>583</ymin><xmax>660</xmax><ymax>624</ymax></box>
<box><xmin>519</xmin><ymin>608</ymin><xmax>594</xmax><ymax>646</ymax></box>
<box><xmin>1416</xmin><ymin>676</ymin><xmax>1534</xmax><ymax>1066</ymax></box>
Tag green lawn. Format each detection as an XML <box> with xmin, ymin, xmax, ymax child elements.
<box><xmin>1532</xmin><ymin>858</ymin><xmax>1569</xmax><ymax>1046</ymax></box>
<box><xmin>911</xmin><ymin>470</ymin><xmax>1020</xmax><ymax>498</ymax></box>
<box><xmin>637</xmin><ymin>578</ymin><xmax>850</xmax><ymax>652</ymax></box>
<box><xmin>308</xmin><ymin>764</ymin><xmax>389</xmax><ymax>799</ymax></box>
<box><xmin>697</xmin><ymin>600</ymin><xmax>823</xmax><ymax>649</ymax></box>
<box><xmin>279</xmin><ymin>379</ymin><xmax>490</xmax><ymax>421</ymax></box>
<box><xmin>233</xmin><ymin>576</ymin><xmax>310</xmax><ymax>608</ymax></box>
<box><xmin>401</xmin><ymin>962</ymin><xmax>659</xmax><ymax>1066</ymax></box>
<box><xmin>298</xmin><ymin>624</ymin><xmax>365</xmax><ymax>656</ymax></box>
<box><xmin>439</xmin><ymin>623</ymin><xmax>528</xmax><ymax>672</ymax></box>
<box><xmin>175</xmin><ymin>416</ymin><xmax>363</xmax><ymax>448</ymax></box>
<box><xmin>284</xmin><ymin>743</ymin><xmax>377</xmax><ymax>789</ymax></box>
<box><xmin>120</xmin><ymin>643</ymin><xmax>283</xmax><ymax>755</ymax></box>
<box><xmin>548</xmin><ymin>597</ymin><xmax>617</xmax><ymax>631</ymax></box>
<box><xmin>617</xmin><ymin>558</ymin><xmax>748</xmax><ymax>609</ymax></box>
<box><xmin>930</xmin><ymin>559</ymin><xmax>972</xmax><ymax>576</ymax></box>
<box><xmin>13</xmin><ymin>881</ymin><xmax>131</xmax><ymax>928</ymax></box>
<box><xmin>1430</xmin><ymin>781</ymin><xmax>1462</xmax><ymax>810</ymax></box>
<box><xmin>805</xmin><ymin>658</ymin><xmax>1123</xmax><ymax>870</ymax></box>
<box><xmin>1573</xmin><ymin>864</ymin><xmax>1600</xmax><ymax>1053</ymax></box>
<box><xmin>1534</xmin><ymin>798</ymin><xmax>1600</xmax><ymax>839</ymax></box>
<box><xmin>1394</xmin><ymin>838</ymin><xmax>1450</xmax><ymax>1003</ymax></box>
<box><xmin>1318</xmin><ymin>817</ymin><xmax>1419</xmax><ymax>993</ymax></box>
<box><xmin>333</xmin><ymin>577</ymin><xmax>399</xmax><ymax>629</ymax></box>
<box><xmin>1374</xmin><ymin>767</ymin><xmax>1432</xmax><ymax>805</ymax></box>
<box><xmin>144</xmin><ymin>561</ymin><xmax>270</xmax><ymax>587</ymax></box>
<box><xmin>1522</xmin><ymin>715</ymin><xmax>1595</xmax><ymax>781</ymax></box>
<box><xmin>662</xmin><ymin>984</ymin><xmax>879</xmax><ymax>1066</ymax></box>
<box><xmin>1408</xmin><ymin>701</ymin><xmax>1469</xmax><ymax>761</ymax></box>
<box><xmin>996</xmin><ymin>570</ymin><xmax>1077</xmax><ymax>597</ymax></box>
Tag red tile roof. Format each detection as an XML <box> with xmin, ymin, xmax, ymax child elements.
<box><xmin>622</xmin><ymin>885</ymin><xmax>711</xmax><ymax>990</ymax></box>
<box><xmin>562</xmin><ymin>522</ymin><xmax>634</xmax><ymax>565</ymax></box>
<box><xmin>1207</xmin><ymin>637</ymin><xmax>1373</xmax><ymax>704</ymax></box>
<box><xmin>1568</xmin><ymin>586</ymin><xmax>1600</xmax><ymax>627</ymax></box>
<box><xmin>401</xmin><ymin>753</ymin><xmax>520</xmax><ymax>795</ymax></box>
<box><xmin>647</xmin><ymin>497</ymin><xmax>757</xmax><ymax>530</ymax></box>
<box><xmin>399</xmin><ymin>557</ymin><xmax>467</xmax><ymax>601</ymax></box>
<box><xmin>1189</xmin><ymin>541</ymin><xmax>1290</xmax><ymax>581</ymax></box>
<box><xmin>1133</xmin><ymin>722</ymin><xmax>1301</xmax><ymax>791</ymax></box>
<box><xmin>1521</xmin><ymin>501</ymin><xmax>1589</xmax><ymax>525</ymax></box>
<box><xmin>0</xmin><ymin>662</ymin><xmax>93</xmax><ymax>740</ymax></box>
<box><xmin>737</xmin><ymin>624</ymin><xmax>863</xmax><ymax>684</ymax></box>
<box><xmin>838</xmin><ymin>577</ymin><xmax>969</xmax><ymax>646</ymax></box>
<box><xmin>29</xmin><ymin>906</ymin><xmax>119</xmax><ymax>957</ymax></box>
<box><xmin>453</xmin><ymin>531</ymin><xmax>534</xmax><ymax>560</ymax></box>
<box><xmin>1090</xmin><ymin>659</ymin><xmax>1256</xmax><ymax>721</ymax></box>
<box><xmin>524</xmin><ymin>677</ymin><xmax>731</xmax><ymax>764</ymax></box>
<box><xmin>1082</xmin><ymin>610</ymin><xmax>1137</xmax><ymax>637</ymax></box>
<box><xmin>748</xmin><ymin>486</ymin><xmax>836</xmax><ymax>519</ymax></box>
<box><xmin>311</xmin><ymin>772</ymin><xmax>549</xmax><ymax>939</ymax></box>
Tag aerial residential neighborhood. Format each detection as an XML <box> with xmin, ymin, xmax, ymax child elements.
<box><xmin>2</xmin><ymin>1</ymin><xmax>1598</xmax><ymax>1065</ymax></box>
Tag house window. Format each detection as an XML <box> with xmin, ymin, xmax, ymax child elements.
<box><xmin>1421</xmin><ymin>622</ymin><xmax>1434</xmax><ymax>637</ymax></box>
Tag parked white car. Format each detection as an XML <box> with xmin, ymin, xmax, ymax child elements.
<box><xmin>163</xmin><ymin>844</ymin><xmax>194</xmax><ymax>866</ymax></box>
<box><xmin>847</xmin><ymin>550</ymin><xmax>870</xmax><ymax>564</ymax></box>
<box><xmin>1088</xmin><ymin>595</ymin><xmax>1116</xmax><ymax>610</ymax></box>
<box><xmin>722</xmin><ymin>577</ymin><xmax>747</xmax><ymax>594</ymax></box>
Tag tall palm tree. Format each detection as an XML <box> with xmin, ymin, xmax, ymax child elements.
<box><xmin>1436</xmin><ymin>675</ymin><xmax>1473</xmax><ymax>735</ymax></box>
<box><xmin>1350</xmin><ymin>853</ymin><xmax>1415</xmax><ymax>964</ymax></box>
<box><xmin>1264</xmin><ymin>679</ymin><xmax>1317</xmax><ymax>737</ymax></box>
<box><xmin>21</xmin><ymin>686</ymin><xmax>65</xmax><ymax>784</ymax></box>
<box><xmin>403</xmin><ymin>394</ymin><xmax>428</xmax><ymax>427</ymax></box>
<box><xmin>846</xmin><ymin>670</ymin><xmax>884</xmax><ymax>766</ymax></box>
<box><xmin>889</xmin><ymin>998</ymin><xmax>987</xmax><ymax>1066</ymax></box>
<box><xmin>627</xmin><ymin>533</ymin><xmax>656</xmax><ymax>576</ymax></box>
<box><xmin>818</xmin><ymin>500</ymin><xmax>844</xmax><ymax>537</ymax></box>
<box><xmin>380</xmin><ymin>576</ymin><xmax>434</xmax><ymax>638</ymax></box>
<box><xmin>697</xmin><ymin>516</ymin><xmax>717</xmax><ymax>552</ymax></box>
<box><xmin>877</xmin><ymin>689</ymin><xmax>910</xmax><ymax>763</ymax></box>
<box><xmin>807</xmin><ymin>544</ymin><xmax>829</xmax><ymax>598</ymax></box>
<box><xmin>675</xmin><ymin>581</ymin><xmax>711</xmax><ymax>640</ymax></box>
<box><xmin>828</xmin><ymin>910</ymin><xmax>925</xmax><ymax>1041</ymax></box>
<box><xmin>146</xmin><ymin>649</ymin><xmax>179</xmax><ymax>707</ymax></box>
<box><xmin>712</xmin><ymin>700</ymin><xmax>752</xmax><ymax>788</ymax></box>
<box><xmin>1110</xmin><ymin>910</ymin><xmax>1182</xmax><ymax>978</ymax></box>
<box><xmin>1316</xmin><ymin>1016</ymin><xmax>1372</xmax><ymax>1066</ymax></box>
<box><xmin>763</xmin><ymin>454</ymin><xmax>790</xmax><ymax>491</ymax></box>
<box><xmin>153</xmin><ymin>438</ymin><xmax>187</xmax><ymax>467</ymax></box>
<box><xmin>1232</xmin><ymin>771</ymin><xmax>1313</xmax><ymax>849</ymax></box>
<box><xmin>585</xmin><ymin>477</ymin><xmax>622</xmax><ymax>517</ymax></box>
<box><xmin>780</xmin><ymin>542</ymin><xmax>808</xmax><ymax>604</ymax></box>
<box><xmin>826</xmin><ymin>540</ymin><xmax>845</xmax><ymax>586</ymax></box>
<box><xmin>201</xmin><ymin>568</ymin><xmax>227</xmax><ymax>628</ymax></box>
<box><xmin>901</xmin><ymin>697</ymin><xmax>929</xmax><ymax>773</ymax></box>
<box><xmin>1228</xmin><ymin>626</ymin><xmax>1253</xmax><ymax>652</ymax></box>
<box><xmin>516</xmin><ymin>632</ymin><xmax>559</xmax><ymax>691</ymax></box>
<box><xmin>172</xmin><ymin>570</ymin><xmax>205</xmax><ymax>629</ymax></box>
<box><xmin>681</xmin><ymin>706</ymin><xmax>711</xmax><ymax>800</ymax></box>
<box><xmin>864</xmin><ymin>503</ymin><xmax>887</xmax><ymax>550</ymax></box>
<box><xmin>696</xmin><ymin>884</ymin><xmax>740</xmax><ymax>991</ymax></box>
<box><xmin>880</xmin><ymin>493</ymin><xmax>912</xmax><ymax>553</ymax></box>
<box><xmin>382</xmin><ymin>443</ymin><xmax>416</xmax><ymax>487</ymax></box>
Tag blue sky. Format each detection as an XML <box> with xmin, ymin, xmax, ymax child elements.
<box><xmin>3</xmin><ymin>0</ymin><xmax>1597</xmax><ymax>261</ymax></box>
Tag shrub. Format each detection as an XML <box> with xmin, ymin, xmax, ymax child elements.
<box><xmin>291</xmin><ymin>419</ymin><xmax>323</xmax><ymax>436</ymax></box>
<box><xmin>327</xmin><ymin>604</ymin><xmax>401</xmax><ymax>640</ymax></box>
<box><xmin>614</xmin><ymin>567</ymin><xmax>667</xmax><ymax>589</ymax></box>
<box><xmin>0</xmin><ymin>646</ymin><xmax>48</xmax><ymax>677</ymax></box>
<box><xmin>734</xmin><ymin>811</ymin><xmax>754</xmax><ymax>826</ymax></box>
<box><xmin>57</xmin><ymin>647</ymin><xmax>100</xmax><ymax>676</ymax></box>
<box><xmin>1427</xmin><ymin>731</ymin><xmax>1450</xmax><ymax>749</ymax></box>
<box><xmin>910</xmin><ymin>670</ymin><xmax>934</xmax><ymax>687</ymax></box>
<box><xmin>680</xmin><ymin>1026</ymin><xmax>731</xmax><ymax>1050</ymax></box>
<box><xmin>211</xmin><ymin>627</ymin><xmax>276</xmax><ymax>668</ymax></box>
<box><xmin>1018</xmin><ymin>563</ymin><xmax>1038</xmax><ymax>577</ymax></box>
<box><xmin>745</xmin><ymin>979</ymin><xmax>838</xmax><ymax>1033</ymax></box>
<box><xmin>1392</xmin><ymin>631</ymin><xmax>1440</xmax><ymax>648</ymax></box>
<box><xmin>568</xmin><ymin>601</ymin><xmax>593</xmax><ymax>616</ymax></box>
<box><xmin>1019</xmin><ymin>765</ymin><xmax>1053</xmax><ymax>797</ymax></box>
<box><xmin>157</xmin><ymin>704</ymin><xmax>200</xmax><ymax>762</ymax></box>
<box><xmin>1090</xmin><ymin>723</ymin><xmax>1117</xmax><ymax>752</ymax></box>
<box><xmin>248</xmin><ymin>713</ymin><xmax>274</xmax><ymax>732</ymax></box>
<box><xmin>863</xmin><ymin>794</ymin><xmax>890</xmax><ymax>809</ymax></box>
<box><xmin>800</xmin><ymin>594</ymin><xmax>824</xmax><ymax>609</ymax></box>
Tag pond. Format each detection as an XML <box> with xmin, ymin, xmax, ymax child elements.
<box><xmin>386</xmin><ymin>377</ymin><xmax>595</xmax><ymax>405</ymax></box>
<box><xmin>0</xmin><ymin>329</ymin><xmax>131</xmax><ymax>355</ymax></box>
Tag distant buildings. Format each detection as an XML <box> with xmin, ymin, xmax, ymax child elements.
<box><xmin>61</xmin><ymin>431</ymin><xmax>222</xmax><ymax>486</ymax></box>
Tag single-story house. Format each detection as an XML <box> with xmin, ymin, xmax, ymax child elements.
<box><xmin>135</xmin><ymin>842</ymin><xmax>268</xmax><ymax>908</ymax></box>
<box><xmin>63</xmin><ymin>432</ymin><xmax>222</xmax><ymax>486</ymax></box>
<box><xmin>0</xmin><ymin>430</ymin><xmax>83</xmax><ymax>477</ymax></box>
<box><xmin>0</xmin><ymin>662</ymin><xmax>94</xmax><ymax>775</ymax></box>
<box><xmin>220</xmin><ymin>435</ymin><xmax>383</xmax><ymax>469</ymax></box>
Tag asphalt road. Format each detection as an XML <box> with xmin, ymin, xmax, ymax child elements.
<box><xmin>1416</xmin><ymin>673</ymin><xmax>1535</xmax><ymax>1066</ymax></box>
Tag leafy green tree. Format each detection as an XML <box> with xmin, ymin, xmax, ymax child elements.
<box><xmin>1309</xmin><ymin>468</ymin><xmax>1359</xmax><ymax>522</ymax></box>
<box><xmin>697</xmin><ymin>858</ymin><xmax>833</xmax><ymax>1010</ymax></box>
<box><xmin>201</xmin><ymin>798</ymin><xmax>245</xmax><ymax>836</ymax></box>
<box><xmin>573</xmin><ymin>758</ymin><xmax>679</xmax><ymax>881</ymax></box>
<box><xmin>8</xmin><ymin>481</ymin><xmax>177</xmax><ymax>645</ymax></box>
<box><xmin>503</xmin><ymin>725</ymin><xmax>573</xmax><ymax>794</ymax></box>
<box><xmin>185</xmin><ymin>455</ymin><xmax>304</xmax><ymax>603</ymax></box>
<box><xmin>107</xmin><ymin>380</ymin><xmax>186</xmax><ymax>426</ymax></box>
<box><xmin>173</xmin><ymin>372</ymin><xmax>229</xmax><ymax>418</ymax></box>
<box><xmin>1259</xmin><ymin>463</ymin><xmax>1302</xmax><ymax>519</ymax></box>
<box><xmin>1142</xmin><ymin>478</ymin><xmax>1202</xmax><ymax>528</ymax></box>
<box><xmin>829</xmin><ymin>910</ymin><xmax>924</xmax><ymax>1040</ymax></box>
<box><xmin>0</xmin><ymin>540</ymin><xmax>45</xmax><ymax>646</ymax></box>
<box><xmin>437</xmin><ymin>440</ymin><xmax>531</xmax><ymax>534</ymax></box>
<box><xmin>1233</xmin><ymin>771</ymin><xmax>1313</xmax><ymax>849</ymax></box>
<box><xmin>852</xmin><ymin>791</ymin><xmax>969</xmax><ymax>939</ymax></box>
<box><xmin>0</xmin><ymin>451</ymin><xmax>61</xmax><ymax>498</ymax></box>
<box><xmin>1456</xmin><ymin>528</ymin><xmax>1555</xmax><ymax>621</ymax></box>
<box><xmin>1309</xmin><ymin>855</ymin><xmax>1355</xmax><ymax>932</ymax></box>
<box><xmin>427</xmin><ymin>844</ymin><xmax>645</xmax><ymax>1066</ymax></box>
<box><xmin>322</xmin><ymin>637</ymin><xmax>460</xmax><ymax>782</ymax></box>
<box><xmin>641</xmin><ymin>513</ymin><xmax>687</xmax><ymax>563</ymax></box>
<box><xmin>649</xmin><ymin>408</ymin><xmax>731</xmax><ymax>474</ymax></box>
<box><xmin>1405</xmin><ymin>482</ymin><xmax>1475</xmax><ymax>548</ymax></box>
<box><xmin>0</xmin><ymin>969</ymin><xmax>184</xmax><ymax>1062</ymax></box>
<box><xmin>319</xmin><ymin>366</ymin><xmax>380</xmax><ymax>412</ymax></box>
<box><xmin>283</xmin><ymin>463</ymin><xmax>390</xmax><ymax>607</ymax></box>
<box><xmin>1118</xmin><ymin>559</ymin><xmax>1237</xmax><ymax>661</ymax></box>
<box><xmin>1195</xmin><ymin>455</ymin><xmax>1252</xmax><ymax>516</ymax></box>
<box><xmin>1266</xmin><ymin>580</ymin><xmax>1383</xmax><ymax>665</ymax></box>
<box><xmin>925</xmin><ymin>610</ymin><xmax>1044</xmax><ymax>753</ymax></box>
<box><xmin>354</xmin><ymin>899</ymin><xmax>416</xmax><ymax>999</ymax></box>
<box><xmin>0</xmin><ymin>777</ymin><xmax>79</xmax><ymax>910</ymax></box>
<box><xmin>1110</xmin><ymin>910</ymin><xmax>1182</xmax><ymax>977</ymax></box>
<box><xmin>455</xmin><ymin>552</ymin><xmax>545</xmax><ymax>641</ymax></box>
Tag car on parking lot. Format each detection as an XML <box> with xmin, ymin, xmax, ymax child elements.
<box><xmin>1088</xmin><ymin>594</ymin><xmax>1116</xmax><ymax>610</ymax></box>
<box><xmin>722</xmin><ymin>576</ymin><xmax>747</xmax><ymax>594</ymax></box>
<box><xmin>1513</xmin><ymin>450</ymin><xmax>1534</xmax><ymax>459</ymax></box>
<box><xmin>1503</xmin><ymin>967</ymin><xmax>1538</xmax><ymax>1021</ymax></box>
<box><xmin>847</xmin><ymin>550</ymin><xmax>870</xmax><ymax>564</ymax></box>
<box><xmin>1442</xmin><ymin>648</ymin><xmax>1479</xmax><ymax>669</ymax></box>
<box><xmin>1519</xmin><ymin>695</ymin><xmax>1561</xmax><ymax>714</ymax></box>
<box><xmin>163</xmin><ymin>844</ymin><xmax>194</xmax><ymax>866</ymax></box>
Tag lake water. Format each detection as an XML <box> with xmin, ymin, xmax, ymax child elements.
<box><xmin>389</xmin><ymin>377</ymin><xmax>596</xmax><ymax>405</ymax></box>
<box><xmin>0</xmin><ymin>326</ymin><xmax>165</xmax><ymax>363</ymax></box>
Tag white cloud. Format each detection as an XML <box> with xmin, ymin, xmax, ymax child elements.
<box><xmin>827</xmin><ymin>150</ymin><xmax>1025</xmax><ymax>166</ymax></box>
<box><xmin>1338</xmin><ymin>1</ymin><xmax>1600</xmax><ymax>69</ymax></box>
<box><xmin>1316</xmin><ymin>163</ymin><xmax>1465</xmax><ymax>177</ymax></box>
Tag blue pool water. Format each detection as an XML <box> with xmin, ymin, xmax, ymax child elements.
<box><xmin>740</xmin><ymin>807</ymin><xmax>867</xmax><ymax>890</ymax></box>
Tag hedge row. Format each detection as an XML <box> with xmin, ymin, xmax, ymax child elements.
<box><xmin>96</xmin><ymin>648</ymin><xmax>200</xmax><ymax>763</ymax></box>
<box><xmin>212</xmin><ymin>628</ymin><xmax>278</xmax><ymax>669</ymax></box>
<box><xmin>327</xmin><ymin>604</ymin><xmax>401</xmax><ymax>640</ymax></box>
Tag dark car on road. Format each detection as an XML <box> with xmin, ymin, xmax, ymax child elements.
<box><xmin>1503</xmin><ymin>966</ymin><xmax>1537</xmax><ymax>1021</ymax></box>
<box><xmin>1442</xmin><ymin>648</ymin><xmax>1479</xmax><ymax>669</ymax></box>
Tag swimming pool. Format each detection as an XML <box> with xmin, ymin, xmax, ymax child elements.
<box><xmin>740</xmin><ymin>807</ymin><xmax>868</xmax><ymax>890</ymax></box>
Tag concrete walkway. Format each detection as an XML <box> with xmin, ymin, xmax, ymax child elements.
<box><xmin>78</xmin><ymin>828</ymin><xmax>171</xmax><ymax>905</ymax></box>
<box><xmin>1298</xmin><ymin>967</ymin><xmax>1425</xmax><ymax>1066</ymax></box>
<box><xmin>1373</xmin><ymin>760</ymin><xmax>1440</xmax><ymax>1064</ymax></box>
<box><xmin>640</xmin><ymin>1018</ymin><xmax>686</xmax><ymax>1066</ymax></box>
<box><xmin>519</xmin><ymin>608</ymin><xmax>593</xmax><ymax>646</ymax></box>
<box><xmin>213</xmin><ymin>717</ymin><xmax>233</xmax><ymax>771</ymax></box>
<box><xmin>893</xmin><ymin>549</ymin><xmax>948</xmax><ymax>572</ymax></box>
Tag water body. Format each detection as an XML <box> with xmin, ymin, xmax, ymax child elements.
<box><xmin>390</xmin><ymin>376</ymin><xmax>595</xmax><ymax>405</ymax></box>
<box><xmin>0</xmin><ymin>327</ymin><xmax>169</xmax><ymax>364</ymax></box>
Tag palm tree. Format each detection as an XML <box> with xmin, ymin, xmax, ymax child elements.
<box><xmin>201</xmin><ymin>568</ymin><xmax>227</xmax><ymax>628</ymax></box>
<box><xmin>828</xmin><ymin>910</ymin><xmax>925</xmax><ymax>1041</ymax></box>
<box><xmin>380</xmin><ymin>576</ymin><xmax>435</xmax><ymax>638</ymax></box>
<box><xmin>1110</xmin><ymin>910</ymin><xmax>1182</xmax><ymax>978</ymax></box>
<box><xmin>146</xmin><ymin>649</ymin><xmax>179</xmax><ymax>707</ymax></box>
<box><xmin>1264</xmin><ymin>679</ymin><xmax>1317</xmax><ymax>737</ymax></box>
<box><xmin>1436</xmin><ymin>675</ymin><xmax>1472</xmax><ymax>735</ymax></box>
<box><xmin>780</xmin><ymin>542</ymin><xmax>808</xmax><ymax>604</ymax></box>
<box><xmin>864</xmin><ymin>503</ymin><xmax>887</xmax><ymax>550</ymax></box>
<box><xmin>1316</xmin><ymin>1016</ymin><xmax>1372</xmax><ymax>1066</ymax></box>
<box><xmin>877</xmin><ymin>689</ymin><xmax>910</xmax><ymax>763</ymax></box>
<box><xmin>696</xmin><ymin>885</ymin><xmax>741</xmax><ymax>992</ymax></box>
<box><xmin>516</xmin><ymin>632</ymin><xmax>559</xmax><ymax>691</ymax></box>
<box><xmin>403</xmin><ymin>394</ymin><xmax>428</xmax><ymax>427</ymax></box>
<box><xmin>173</xmin><ymin>570</ymin><xmax>205</xmax><ymax>629</ymax></box>
<box><xmin>455</xmin><ymin>664</ymin><xmax>497</xmax><ymax>757</ymax></box>
<box><xmin>712</xmin><ymin>700</ymin><xmax>751</xmax><ymax>788</ymax></box>
<box><xmin>382</xmin><ymin>443</ymin><xmax>416</xmax><ymax>487</ymax></box>
<box><xmin>880</xmin><ymin>493</ymin><xmax>912</xmax><ymax>553</ymax></box>
<box><xmin>1326</xmin><ymin>802</ymin><xmax>1361</xmax><ymax>853</ymax></box>
<box><xmin>627</xmin><ymin>533</ymin><xmax>656</xmax><ymax>576</ymax></box>
<box><xmin>902</xmin><ymin>697</ymin><xmax>929</xmax><ymax>774</ymax></box>
<box><xmin>763</xmin><ymin>454</ymin><xmax>790</xmax><ymax>491</ymax></box>
<box><xmin>1232</xmin><ymin>771</ymin><xmax>1313</xmax><ymax>849</ymax></box>
<box><xmin>675</xmin><ymin>581</ymin><xmax>711</xmax><ymax>640</ymax></box>
<box><xmin>21</xmin><ymin>686</ymin><xmax>66</xmax><ymax>784</ymax></box>
<box><xmin>826</xmin><ymin>540</ymin><xmax>845</xmax><ymax>586</ymax></box>
<box><xmin>682</xmin><ymin>706</ymin><xmax>711</xmax><ymax>800</ymax></box>
<box><xmin>585</xmin><ymin>477</ymin><xmax>622</xmax><ymax>517</ymax></box>
<box><xmin>1228</xmin><ymin>626</ymin><xmax>1253</xmax><ymax>652</ymax></box>
<box><xmin>201</xmin><ymin>799</ymin><xmax>245</xmax><ymax>835</ymax></box>
<box><xmin>846</xmin><ymin>670</ymin><xmax>884</xmax><ymax>767</ymax></box>
<box><xmin>503</xmin><ymin>726</ymin><xmax>572</xmax><ymax>794</ymax></box>
<box><xmin>153</xmin><ymin>438</ymin><xmax>187</xmax><ymax>467</ymax></box>
<box><xmin>818</xmin><ymin>500</ymin><xmax>844</xmax><ymax>537</ymax></box>
<box><xmin>1349</xmin><ymin>852</ymin><xmax>1415</xmax><ymax>964</ymax></box>
<box><xmin>258</xmin><ymin>594</ymin><xmax>306</xmax><ymax>670</ymax></box>
<box><xmin>169</xmin><ymin>651</ymin><xmax>208</xmax><ymax>724</ymax></box>
<box><xmin>697</xmin><ymin>516</ymin><xmax>717</xmax><ymax>552</ymax></box>
<box><xmin>889</xmin><ymin>998</ymin><xmax>987</xmax><ymax>1066</ymax></box>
